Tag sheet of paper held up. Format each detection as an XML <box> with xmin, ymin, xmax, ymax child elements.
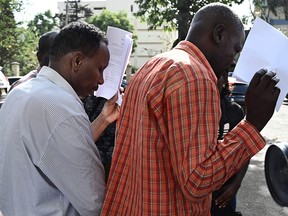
<box><xmin>94</xmin><ymin>26</ymin><xmax>133</xmax><ymax>106</ymax></box>
<box><xmin>233</xmin><ymin>17</ymin><xmax>288</xmax><ymax>111</ymax></box>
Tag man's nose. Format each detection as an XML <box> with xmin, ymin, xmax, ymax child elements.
<box><xmin>98</xmin><ymin>73</ymin><xmax>104</xmax><ymax>85</ymax></box>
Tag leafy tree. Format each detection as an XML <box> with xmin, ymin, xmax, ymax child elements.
<box><xmin>134</xmin><ymin>0</ymin><xmax>245</xmax><ymax>46</ymax></box>
<box><xmin>27</xmin><ymin>10</ymin><xmax>59</xmax><ymax>36</ymax></box>
<box><xmin>0</xmin><ymin>0</ymin><xmax>44</xmax><ymax>76</ymax></box>
<box><xmin>265</xmin><ymin>0</ymin><xmax>288</xmax><ymax>19</ymax></box>
<box><xmin>12</xmin><ymin>27</ymin><xmax>38</xmax><ymax>75</ymax></box>
<box><xmin>251</xmin><ymin>0</ymin><xmax>288</xmax><ymax>37</ymax></box>
<box><xmin>88</xmin><ymin>10</ymin><xmax>138</xmax><ymax>52</ymax></box>
<box><xmin>251</xmin><ymin>0</ymin><xmax>288</xmax><ymax>24</ymax></box>
<box><xmin>57</xmin><ymin>0</ymin><xmax>93</xmax><ymax>28</ymax></box>
<box><xmin>1</xmin><ymin>26</ymin><xmax>38</xmax><ymax>76</ymax></box>
<box><xmin>0</xmin><ymin>0</ymin><xmax>22</xmax><ymax>73</ymax></box>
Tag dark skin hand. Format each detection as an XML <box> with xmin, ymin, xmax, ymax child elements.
<box><xmin>215</xmin><ymin>161</ymin><xmax>250</xmax><ymax>208</ymax></box>
<box><xmin>245</xmin><ymin>69</ymin><xmax>280</xmax><ymax>132</ymax></box>
<box><xmin>215</xmin><ymin>69</ymin><xmax>280</xmax><ymax>208</ymax></box>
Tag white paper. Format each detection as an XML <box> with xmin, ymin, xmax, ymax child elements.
<box><xmin>233</xmin><ymin>17</ymin><xmax>288</xmax><ymax>111</ymax></box>
<box><xmin>94</xmin><ymin>26</ymin><xmax>133</xmax><ymax>106</ymax></box>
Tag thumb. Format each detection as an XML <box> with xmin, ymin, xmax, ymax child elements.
<box><xmin>107</xmin><ymin>92</ymin><xmax>118</xmax><ymax>104</ymax></box>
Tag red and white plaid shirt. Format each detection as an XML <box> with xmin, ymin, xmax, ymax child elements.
<box><xmin>101</xmin><ymin>41</ymin><xmax>265</xmax><ymax>216</ymax></box>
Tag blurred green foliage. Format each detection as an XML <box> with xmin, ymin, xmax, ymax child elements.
<box><xmin>27</xmin><ymin>10</ymin><xmax>59</xmax><ymax>37</ymax></box>
<box><xmin>0</xmin><ymin>0</ymin><xmax>138</xmax><ymax>75</ymax></box>
<box><xmin>88</xmin><ymin>10</ymin><xmax>138</xmax><ymax>52</ymax></box>
<box><xmin>134</xmin><ymin>0</ymin><xmax>245</xmax><ymax>46</ymax></box>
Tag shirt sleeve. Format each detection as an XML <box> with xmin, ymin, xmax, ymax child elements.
<box><xmin>37</xmin><ymin>115</ymin><xmax>105</xmax><ymax>216</ymax></box>
<box><xmin>165</xmin><ymin>78</ymin><xmax>265</xmax><ymax>202</ymax></box>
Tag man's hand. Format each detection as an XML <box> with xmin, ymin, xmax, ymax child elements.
<box><xmin>215</xmin><ymin>181</ymin><xmax>240</xmax><ymax>208</ymax></box>
<box><xmin>214</xmin><ymin>161</ymin><xmax>249</xmax><ymax>208</ymax></box>
<box><xmin>91</xmin><ymin>93</ymin><xmax>120</xmax><ymax>142</ymax></box>
<box><xmin>101</xmin><ymin>93</ymin><xmax>120</xmax><ymax>124</ymax></box>
<box><xmin>245</xmin><ymin>69</ymin><xmax>280</xmax><ymax>132</ymax></box>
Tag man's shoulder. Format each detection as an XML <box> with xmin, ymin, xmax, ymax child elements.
<box><xmin>9</xmin><ymin>70</ymin><xmax>38</xmax><ymax>91</ymax></box>
<box><xmin>25</xmin><ymin>70</ymin><xmax>38</xmax><ymax>78</ymax></box>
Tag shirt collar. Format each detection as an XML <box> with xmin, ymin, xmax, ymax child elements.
<box><xmin>37</xmin><ymin>66</ymin><xmax>81</xmax><ymax>102</ymax></box>
<box><xmin>174</xmin><ymin>41</ymin><xmax>218</xmax><ymax>83</ymax></box>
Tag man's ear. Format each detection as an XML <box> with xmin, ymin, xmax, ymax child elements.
<box><xmin>72</xmin><ymin>52</ymin><xmax>83</xmax><ymax>71</ymax></box>
<box><xmin>213</xmin><ymin>24</ymin><xmax>225</xmax><ymax>44</ymax></box>
<box><xmin>36</xmin><ymin>51</ymin><xmax>42</xmax><ymax>63</ymax></box>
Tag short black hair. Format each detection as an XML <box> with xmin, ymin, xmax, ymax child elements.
<box><xmin>37</xmin><ymin>31</ymin><xmax>58</xmax><ymax>67</ymax></box>
<box><xmin>50</xmin><ymin>21</ymin><xmax>108</xmax><ymax>59</ymax></box>
<box><xmin>38</xmin><ymin>31</ymin><xmax>58</xmax><ymax>53</ymax></box>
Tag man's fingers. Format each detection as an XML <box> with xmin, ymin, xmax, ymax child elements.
<box><xmin>249</xmin><ymin>68</ymin><xmax>268</xmax><ymax>88</ymax></box>
<box><xmin>272</xmin><ymin>86</ymin><xmax>281</xmax><ymax>97</ymax></box>
<box><xmin>258</xmin><ymin>71</ymin><xmax>278</xmax><ymax>91</ymax></box>
<box><xmin>265</xmin><ymin>76</ymin><xmax>280</xmax><ymax>92</ymax></box>
<box><xmin>249</xmin><ymin>69</ymin><xmax>279</xmax><ymax>94</ymax></box>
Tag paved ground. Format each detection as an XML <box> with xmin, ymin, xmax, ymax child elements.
<box><xmin>236</xmin><ymin>99</ymin><xmax>288</xmax><ymax>215</ymax></box>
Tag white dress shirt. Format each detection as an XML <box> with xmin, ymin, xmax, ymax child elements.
<box><xmin>0</xmin><ymin>66</ymin><xmax>105</xmax><ymax>216</ymax></box>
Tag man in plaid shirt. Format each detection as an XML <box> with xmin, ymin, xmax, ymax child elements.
<box><xmin>101</xmin><ymin>3</ymin><xmax>280</xmax><ymax>216</ymax></box>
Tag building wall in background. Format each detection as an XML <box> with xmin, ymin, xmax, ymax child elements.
<box><xmin>57</xmin><ymin>0</ymin><xmax>177</xmax><ymax>69</ymax></box>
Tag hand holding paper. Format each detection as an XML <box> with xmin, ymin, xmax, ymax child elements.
<box><xmin>233</xmin><ymin>17</ymin><xmax>288</xmax><ymax>111</ymax></box>
<box><xmin>245</xmin><ymin>69</ymin><xmax>280</xmax><ymax>132</ymax></box>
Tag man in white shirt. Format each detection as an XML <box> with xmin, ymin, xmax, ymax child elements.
<box><xmin>0</xmin><ymin>21</ymin><xmax>118</xmax><ymax>216</ymax></box>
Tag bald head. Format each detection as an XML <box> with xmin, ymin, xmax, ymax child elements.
<box><xmin>191</xmin><ymin>3</ymin><xmax>243</xmax><ymax>33</ymax></box>
<box><xmin>185</xmin><ymin>3</ymin><xmax>245</xmax><ymax>79</ymax></box>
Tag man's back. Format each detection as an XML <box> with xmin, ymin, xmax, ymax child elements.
<box><xmin>102</xmin><ymin>41</ymin><xmax>219</xmax><ymax>215</ymax></box>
